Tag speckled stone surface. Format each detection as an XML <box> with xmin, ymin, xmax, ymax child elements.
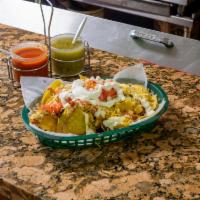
<box><xmin>0</xmin><ymin>24</ymin><xmax>200</xmax><ymax>200</ymax></box>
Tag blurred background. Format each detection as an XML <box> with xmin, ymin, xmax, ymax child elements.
<box><xmin>27</xmin><ymin>0</ymin><xmax>200</xmax><ymax>40</ymax></box>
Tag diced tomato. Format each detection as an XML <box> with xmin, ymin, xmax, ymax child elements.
<box><xmin>99</xmin><ymin>88</ymin><xmax>107</xmax><ymax>101</ymax></box>
<box><xmin>99</xmin><ymin>88</ymin><xmax>117</xmax><ymax>101</ymax></box>
<box><xmin>107</xmin><ymin>88</ymin><xmax>117</xmax><ymax>98</ymax></box>
<box><xmin>41</xmin><ymin>102</ymin><xmax>63</xmax><ymax>114</ymax></box>
<box><xmin>66</xmin><ymin>97</ymin><xmax>76</xmax><ymax>107</ymax></box>
<box><xmin>69</xmin><ymin>101</ymin><xmax>76</xmax><ymax>107</ymax></box>
<box><xmin>53</xmin><ymin>102</ymin><xmax>63</xmax><ymax>113</ymax></box>
<box><xmin>66</xmin><ymin>97</ymin><xmax>72</xmax><ymax>102</ymax></box>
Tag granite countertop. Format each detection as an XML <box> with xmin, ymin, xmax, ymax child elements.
<box><xmin>0</xmin><ymin>24</ymin><xmax>200</xmax><ymax>200</ymax></box>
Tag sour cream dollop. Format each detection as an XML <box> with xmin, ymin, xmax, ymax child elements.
<box><xmin>70</xmin><ymin>77</ymin><xmax>125</xmax><ymax>107</ymax></box>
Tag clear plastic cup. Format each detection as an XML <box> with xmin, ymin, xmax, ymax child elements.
<box><xmin>10</xmin><ymin>42</ymin><xmax>49</xmax><ymax>82</ymax></box>
<box><xmin>51</xmin><ymin>33</ymin><xmax>85</xmax><ymax>77</ymax></box>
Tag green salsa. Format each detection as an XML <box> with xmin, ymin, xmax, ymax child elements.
<box><xmin>51</xmin><ymin>34</ymin><xmax>85</xmax><ymax>77</ymax></box>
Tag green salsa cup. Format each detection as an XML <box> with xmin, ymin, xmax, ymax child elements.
<box><xmin>51</xmin><ymin>33</ymin><xmax>85</xmax><ymax>77</ymax></box>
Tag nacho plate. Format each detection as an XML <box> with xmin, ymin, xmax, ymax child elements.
<box><xmin>21</xmin><ymin>81</ymin><xmax>168</xmax><ymax>148</ymax></box>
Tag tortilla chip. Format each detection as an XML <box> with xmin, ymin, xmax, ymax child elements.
<box><xmin>57</xmin><ymin>107</ymin><xmax>86</xmax><ymax>135</ymax></box>
<box><xmin>30</xmin><ymin>111</ymin><xmax>57</xmax><ymax>132</ymax></box>
<box><xmin>41</xmin><ymin>79</ymin><xmax>64</xmax><ymax>104</ymax></box>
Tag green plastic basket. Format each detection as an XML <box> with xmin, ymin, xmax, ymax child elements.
<box><xmin>21</xmin><ymin>82</ymin><xmax>168</xmax><ymax>149</ymax></box>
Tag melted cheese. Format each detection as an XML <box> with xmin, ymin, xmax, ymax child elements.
<box><xmin>95</xmin><ymin>108</ymin><xmax>106</xmax><ymax>118</ymax></box>
<box><xmin>132</xmin><ymin>93</ymin><xmax>155</xmax><ymax>116</ymax></box>
<box><xmin>103</xmin><ymin>116</ymin><xmax>126</xmax><ymax>130</ymax></box>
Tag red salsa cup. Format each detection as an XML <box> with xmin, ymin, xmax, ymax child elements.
<box><xmin>10</xmin><ymin>42</ymin><xmax>49</xmax><ymax>83</ymax></box>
